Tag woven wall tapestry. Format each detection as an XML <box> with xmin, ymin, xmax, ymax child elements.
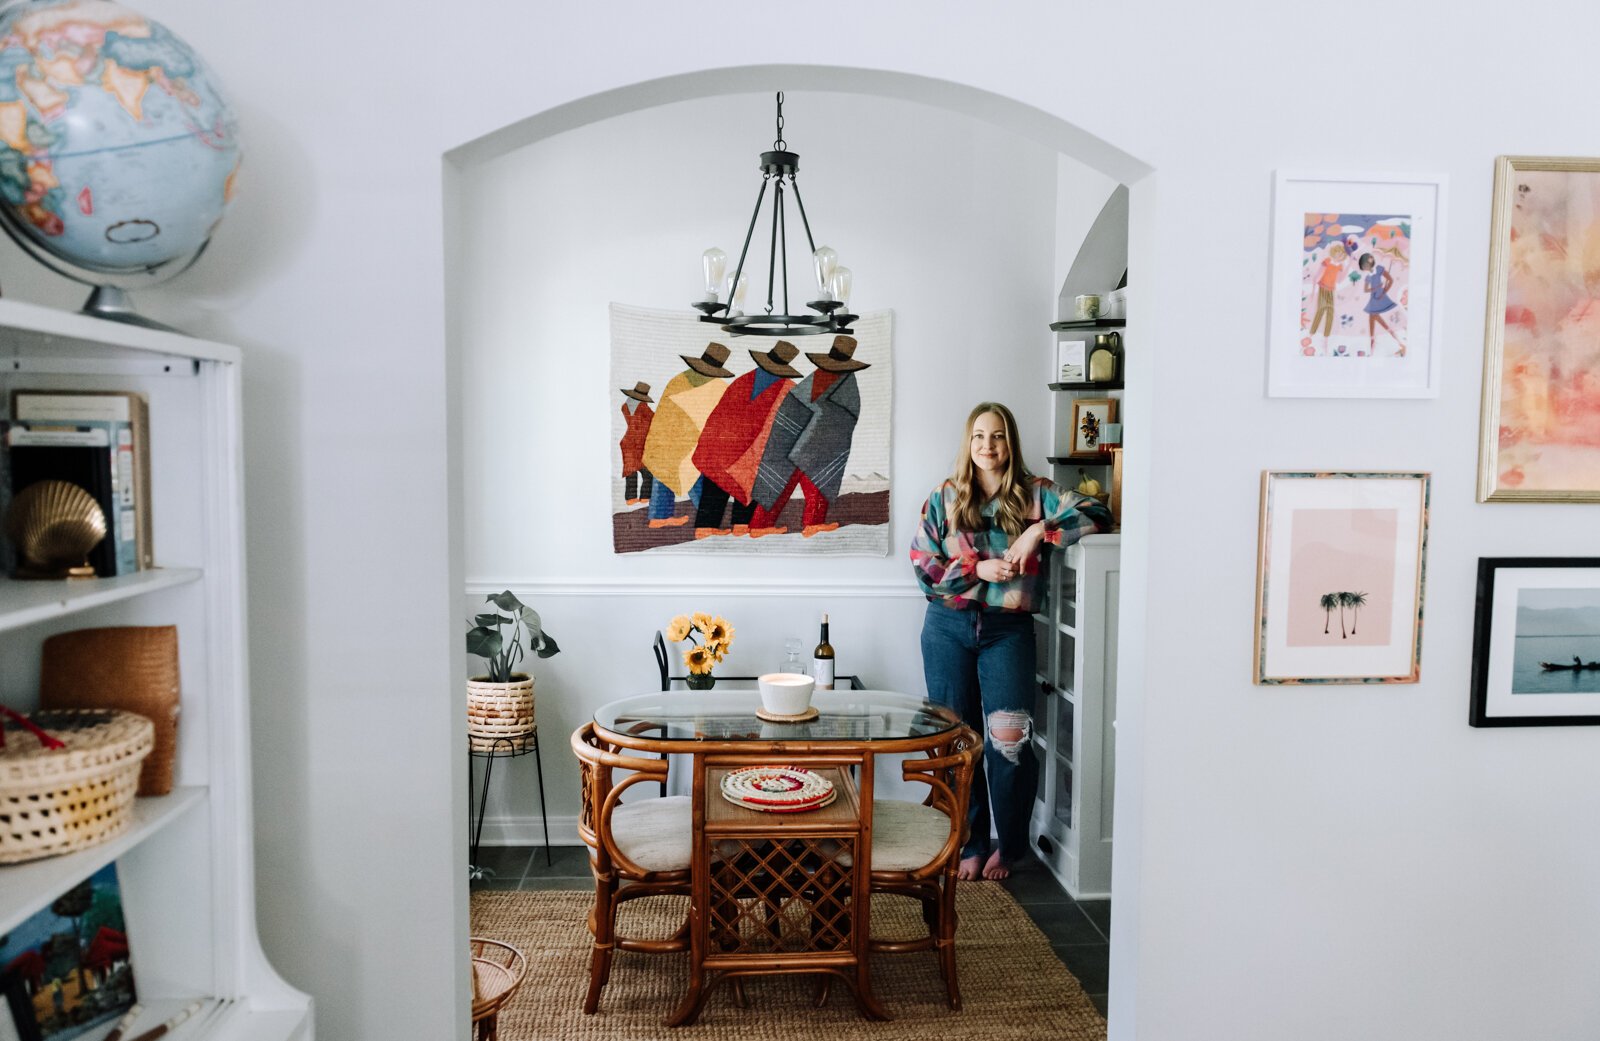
<box><xmin>610</xmin><ymin>302</ymin><xmax>892</xmax><ymax>556</ymax></box>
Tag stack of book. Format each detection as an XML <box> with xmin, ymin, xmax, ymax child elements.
<box><xmin>2</xmin><ymin>390</ymin><xmax>152</xmax><ymax>577</ymax></box>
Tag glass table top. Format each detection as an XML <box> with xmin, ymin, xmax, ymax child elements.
<box><xmin>594</xmin><ymin>690</ymin><xmax>959</xmax><ymax>743</ymax></box>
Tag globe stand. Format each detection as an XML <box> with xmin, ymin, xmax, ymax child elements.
<box><xmin>80</xmin><ymin>285</ymin><xmax>182</xmax><ymax>333</ymax></box>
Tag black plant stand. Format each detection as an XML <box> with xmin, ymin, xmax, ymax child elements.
<box><xmin>467</xmin><ymin>731</ymin><xmax>550</xmax><ymax>880</ymax></box>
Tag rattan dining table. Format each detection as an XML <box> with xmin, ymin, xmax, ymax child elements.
<box><xmin>592</xmin><ymin>689</ymin><xmax>965</xmax><ymax>1026</ymax></box>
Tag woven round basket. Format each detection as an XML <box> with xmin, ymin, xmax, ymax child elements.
<box><xmin>466</xmin><ymin>676</ymin><xmax>535</xmax><ymax>753</ymax></box>
<box><xmin>0</xmin><ymin>708</ymin><xmax>154</xmax><ymax>864</ymax></box>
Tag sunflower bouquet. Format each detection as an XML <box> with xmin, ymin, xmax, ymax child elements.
<box><xmin>666</xmin><ymin>612</ymin><xmax>735</xmax><ymax>687</ymax></box>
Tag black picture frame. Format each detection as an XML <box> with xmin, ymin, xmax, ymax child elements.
<box><xmin>0</xmin><ymin>971</ymin><xmax>42</xmax><ymax>1041</ymax></box>
<box><xmin>1470</xmin><ymin>556</ymin><xmax>1600</xmax><ymax>727</ymax></box>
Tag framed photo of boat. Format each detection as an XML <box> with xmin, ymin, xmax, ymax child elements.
<box><xmin>1253</xmin><ymin>471</ymin><xmax>1430</xmax><ymax>684</ymax></box>
<box><xmin>1470</xmin><ymin>557</ymin><xmax>1600</xmax><ymax>726</ymax></box>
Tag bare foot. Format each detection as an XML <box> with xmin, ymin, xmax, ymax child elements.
<box><xmin>957</xmin><ymin>855</ymin><xmax>982</xmax><ymax>881</ymax></box>
<box><xmin>981</xmin><ymin>850</ymin><xmax>1010</xmax><ymax>880</ymax></box>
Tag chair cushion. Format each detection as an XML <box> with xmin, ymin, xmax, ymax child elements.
<box><xmin>870</xmin><ymin>799</ymin><xmax>955</xmax><ymax>871</ymax></box>
<box><xmin>611</xmin><ymin>795</ymin><xmax>691</xmax><ymax>872</ymax></box>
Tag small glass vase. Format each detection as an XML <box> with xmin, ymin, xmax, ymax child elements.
<box><xmin>685</xmin><ymin>672</ymin><xmax>716</xmax><ymax>690</ymax></box>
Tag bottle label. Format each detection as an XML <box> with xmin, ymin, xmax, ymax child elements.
<box><xmin>813</xmin><ymin>658</ymin><xmax>835</xmax><ymax>690</ymax></box>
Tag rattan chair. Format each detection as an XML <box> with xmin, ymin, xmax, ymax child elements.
<box><xmin>867</xmin><ymin>725</ymin><xmax>982</xmax><ymax>1010</ymax></box>
<box><xmin>570</xmin><ymin>722</ymin><xmax>692</xmax><ymax>1013</ymax></box>
<box><xmin>469</xmin><ymin>937</ymin><xmax>526</xmax><ymax>1040</ymax></box>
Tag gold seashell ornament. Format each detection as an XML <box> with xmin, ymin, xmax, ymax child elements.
<box><xmin>4</xmin><ymin>479</ymin><xmax>107</xmax><ymax>579</ymax></box>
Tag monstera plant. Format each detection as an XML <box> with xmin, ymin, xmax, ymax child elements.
<box><xmin>465</xmin><ymin>590</ymin><xmax>559</xmax><ymax>751</ymax></box>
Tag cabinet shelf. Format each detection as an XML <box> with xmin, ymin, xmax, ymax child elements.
<box><xmin>1047</xmin><ymin>456</ymin><xmax>1114</xmax><ymax>466</ymax></box>
<box><xmin>1049</xmin><ymin>380</ymin><xmax>1124</xmax><ymax>391</ymax></box>
<box><xmin>0</xmin><ymin>568</ymin><xmax>203</xmax><ymax>635</ymax></box>
<box><xmin>0</xmin><ymin>786</ymin><xmax>205</xmax><ymax>936</ymax></box>
<box><xmin>1049</xmin><ymin>318</ymin><xmax>1126</xmax><ymax>331</ymax></box>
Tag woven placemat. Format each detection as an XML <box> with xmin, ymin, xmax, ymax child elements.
<box><xmin>470</xmin><ymin>884</ymin><xmax>1106</xmax><ymax>1039</ymax></box>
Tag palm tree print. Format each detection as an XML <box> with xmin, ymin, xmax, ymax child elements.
<box><xmin>1346</xmin><ymin>591</ymin><xmax>1367</xmax><ymax>634</ymax></box>
<box><xmin>1320</xmin><ymin>591</ymin><xmax>1370</xmax><ymax>639</ymax></box>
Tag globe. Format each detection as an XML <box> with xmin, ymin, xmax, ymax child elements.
<box><xmin>0</xmin><ymin>0</ymin><xmax>240</xmax><ymax>303</ymax></box>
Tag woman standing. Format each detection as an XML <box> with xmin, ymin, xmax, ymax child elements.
<box><xmin>910</xmin><ymin>402</ymin><xmax>1112</xmax><ymax>880</ymax></box>
<box><xmin>1359</xmin><ymin>252</ymin><xmax>1405</xmax><ymax>355</ymax></box>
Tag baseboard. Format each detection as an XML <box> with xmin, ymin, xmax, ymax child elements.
<box><xmin>474</xmin><ymin>813</ymin><xmax>582</xmax><ymax>847</ymax></box>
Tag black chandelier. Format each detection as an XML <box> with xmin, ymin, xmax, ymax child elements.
<box><xmin>692</xmin><ymin>92</ymin><xmax>857</xmax><ymax>337</ymax></box>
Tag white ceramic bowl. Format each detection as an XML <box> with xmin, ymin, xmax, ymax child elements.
<box><xmin>757</xmin><ymin>672</ymin><xmax>815</xmax><ymax>715</ymax></box>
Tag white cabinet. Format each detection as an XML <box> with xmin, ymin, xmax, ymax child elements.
<box><xmin>1029</xmin><ymin>533</ymin><xmax>1119</xmax><ymax>899</ymax></box>
<box><xmin>0</xmin><ymin>301</ymin><xmax>311</xmax><ymax>1040</ymax></box>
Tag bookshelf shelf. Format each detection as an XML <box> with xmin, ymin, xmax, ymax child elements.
<box><xmin>0</xmin><ymin>787</ymin><xmax>205</xmax><ymax>936</ymax></box>
<box><xmin>0</xmin><ymin>567</ymin><xmax>202</xmax><ymax>634</ymax></box>
<box><xmin>0</xmin><ymin>305</ymin><xmax>309</xmax><ymax>1039</ymax></box>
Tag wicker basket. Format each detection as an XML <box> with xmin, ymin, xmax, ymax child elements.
<box><xmin>0</xmin><ymin>708</ymin><xmax>155</xmax><ymax>864</ymax></box>
<box><xmin>466</xmin><ymin>676</ymin><xmax>535</xmax><ymax>753</ymax></box>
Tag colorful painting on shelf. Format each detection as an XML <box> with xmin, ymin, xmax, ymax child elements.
<box><xmin>1299</xmin><ymin>212</ymin><xmax>1411</xmax><ymax>361</ymax></box>
<box><xmin>0</xmin><ymin>864</ymin><xmax>136</xmax><ymax>1041</ymax></box>
<box><xmin>1481</xmin><ymin>160</ymin><xmax>1600</xmax><ymax>500</ymax></box>
<box><xmin>609</xmin><ymin>303</ymin><xmax>891</xmax><ymax>556</ymax></box>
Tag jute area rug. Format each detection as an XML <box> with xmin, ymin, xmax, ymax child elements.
<box><xmin>470</xmin><ymin>886</ymin><xmax>1106</xmax><ymax>1040</ymax></box>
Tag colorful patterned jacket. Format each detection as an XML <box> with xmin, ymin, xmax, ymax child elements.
<box><xmin>910</xmin><ymin>476</ymin><xmax>1112</xmax><ymax>612</ymax></box>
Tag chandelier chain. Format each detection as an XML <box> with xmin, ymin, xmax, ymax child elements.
<box><xmin>773</xmin><ymin>90</ymin><xmax>785</xmax><ymax>151</ymax></box>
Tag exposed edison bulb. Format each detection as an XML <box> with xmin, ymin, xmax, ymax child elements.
<box><xmin>830</xmin><ymin>267</ymin><xmax>853</xmax><ymax>309</ymax></box>
<box><xmin>729</xmin><ymin>273</ymin><xmax>749</xmax><ymax>315</ymax></box>
<box><xmin>702</xmin><ymin>247</ymin><xmax>727</xmax><ymax>300</ymax></box>
<box><xmin>812</xmin><ymin>245</ymin><xmax>838</xmax><ymax>297</ymax></box>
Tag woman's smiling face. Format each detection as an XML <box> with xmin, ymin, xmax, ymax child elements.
<box><xmin>970</xmin><ymin>410</ymin><xmax>1010</xmax><ymax>475</ymax></box>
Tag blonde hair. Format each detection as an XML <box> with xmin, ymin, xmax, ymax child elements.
<box><xmin>951</xmin><ymin>401</ymin><xmax>1034</xmax><ymax>535</ymax></box>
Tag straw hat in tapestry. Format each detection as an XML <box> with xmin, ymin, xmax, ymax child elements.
<box><xmin>806</xmin><ymin>334</ymin><xmax>870</xmax><ymax>372</ymax></box>
<box><xmin>681</xmin><ymin>342</ymin><xmax>734</xmax><ymax>378</ymax></box>
<box><xmin>750</xmin><ymin>341</ymin><xmax>802</xmax><ymax>378</ymax></box>
<box><xmin>620</xmin><ymin>381</ymin><xmax>654</xmax><ymax>403</ymax></box>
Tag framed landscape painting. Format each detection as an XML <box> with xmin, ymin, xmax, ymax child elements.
<box><xmin>1478</xmin><ymin>157</ymin><xmax>1600</xmax><ymax>501</ymax></box>
<box><xmin>1267</xmin><ymin>171</ymin><xmax>1447</xmax><ymax>398</ymax></box>
<box><xmin>1254</xmin><ymin>471</ymin><xmax>1430</xmax><ymax>684</ymax></box>
<box><xmin>1469</xmin><ymin>557</ymin><xmax>1600</xmax><ymax>726</ymax></box>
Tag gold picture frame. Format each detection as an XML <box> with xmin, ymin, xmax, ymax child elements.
<box><xmin>1478</xmin><ymin>155</ymin><xmax>1600</xmax><ymax>502</ymax></box>
<box><xmin>1067</xmin><ymin>398</ymin><xmax>1117</xmax><ymax>459</ymax></box>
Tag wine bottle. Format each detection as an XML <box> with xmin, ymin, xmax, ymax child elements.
<box><xmin>813</xmin><ymin>613</ymin><xmax>835</xmax><ymax>690</ymax></box>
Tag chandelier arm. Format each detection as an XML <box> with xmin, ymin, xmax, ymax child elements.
<box><xmin>788</xmin><ymin>176</ymin><xmax>820</xmax><ymax>256</ymax></box>
<box><xmin>766</xmin><ymin>179</ymin><xmax>781</xmax><ymax>316</ymax></box>
<box><xmin>779</xmin><ymin>178</ymin><xmax>790</xmax><ymax>317</ymax></box>
<box><xmin>727</xmin><ymin>176</ymin><xmax>770</xmax><ymax>317</ymax></box>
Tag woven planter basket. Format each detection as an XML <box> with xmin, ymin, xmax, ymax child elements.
<box><xmin>467</xmin><ymin>676</ymin><xmax>535</xmax><ymax>753</ymax></box>
<box><xmin>0</xmin><ymin>708</ymin><xmax>155</xmax><ymax>864</ymax></box>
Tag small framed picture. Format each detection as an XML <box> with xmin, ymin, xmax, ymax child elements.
<box><xmin>1267</xmin><ymin>171</ymin><xmax>1447</xmax><ymax>398</ymax></box>
<box><xmin>1478</xmin><ymin>157</ymin><xmax>1600</xmax><ymax>501</ymax></box>
<box><xmin>1470</xmin><ymin>558</ymin><xmax>1600</xmax><ymax>726</ymax></box>
<box><xmin>1254</xmin><ymin>471</ymin><xmax>1430</xmax><ymax>684</ymax></box>
<box><xmin>1068</xmin><ymin>398</ymin><xmax>1117</xmax><ymax>458</ymax></box>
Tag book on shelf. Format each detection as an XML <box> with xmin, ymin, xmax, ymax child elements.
<box><xmin>9</xmin><ymin>390</ymin><xmax>151</xmax><ymax>575</ymax></box>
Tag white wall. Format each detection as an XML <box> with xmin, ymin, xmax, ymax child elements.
<box><xmin>454</xmin><ymin>90</ymin><xmax>1109</xmax><ymax>833</ymax></box>
<box><xmin>1</xmin><ymin>3</ymin><xmax>1592</xmax><ymax>1039</ymax></box>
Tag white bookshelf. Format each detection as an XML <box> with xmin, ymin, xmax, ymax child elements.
<box><xmin>1029</xmin><ymin>533</ymin><xmax>1119</xmax><ymax>899</ymax></box>
<box><xmin>0</xmin><ymin>301</ymin><xmax>311</xmax><ymax>1040</ymax></box>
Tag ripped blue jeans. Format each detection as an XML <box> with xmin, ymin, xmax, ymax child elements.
<box><xmin>920</xmin><ymin>600</ymin><xmax>1038</xmax><ymax>863</ymax></box>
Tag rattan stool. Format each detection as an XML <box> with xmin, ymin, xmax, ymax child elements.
<box><xmin>469</xmin><ymin>937</ymin><xmax>526</xmax><ymax>1041</ymax></box>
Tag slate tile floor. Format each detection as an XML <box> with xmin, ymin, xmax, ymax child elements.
<box><xmin>470</xmin><ymin>845</ymin><xmax>1111</xmax><ymax>1016</ymax></box>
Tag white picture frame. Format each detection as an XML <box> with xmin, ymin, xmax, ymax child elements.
<box><xmin>1266</xmin><ymin>171</ymin><xmax>1447</xmax><ymax>398</ymax></box>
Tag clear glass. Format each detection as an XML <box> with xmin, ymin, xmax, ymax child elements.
<box><xmin>812</xmin><ymin>245</ymin><xmax>837</xmax><ymax>296</ymax></box>
<box><xmin>779</xmin><ymin>637</ymin><xmax>805</xmax><ymax>674</ymax></box>
<box><xmin>594</xmin><ymin>689</ymin><xmax>959</xmax><ymax>742</ymax></box>
<box><xmin>729</xmin><ymin>272</ymin><xmax>748</xmax><ymax>315</ymax></box>
<box><xmin>702</xmin><ymin>247</ymin><xmax>727</xmax><ymax>299</ymax></box>
<box><xmin>829</xmin><ymin>266</ymin><xmax>852</xmax><ymax>308</ymax></box>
